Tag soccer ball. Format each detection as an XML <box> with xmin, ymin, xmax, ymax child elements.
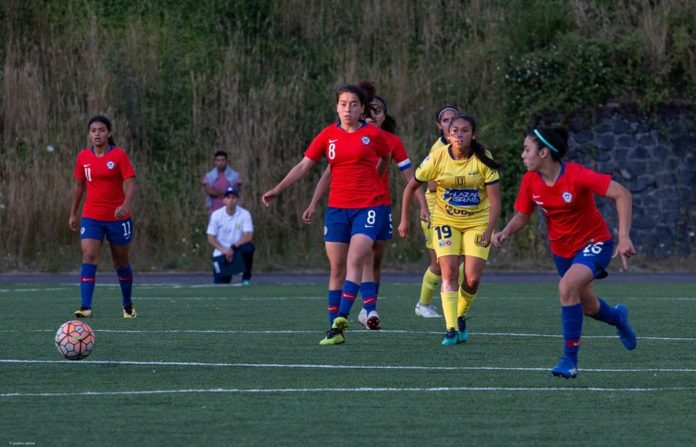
<box><xmin>55</xmin><ymin>320</ymin><xmax>95</xmax><ymax>360</ymax></box>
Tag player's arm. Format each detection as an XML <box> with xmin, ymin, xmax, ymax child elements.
<box><xmin>69</xmin><ymin>180</ymin><xmax>85</xmax><ymax>232</ymax></box>
<box><xmin>262</xmin><ymin>156</ymin><xmax>317</xmax><ymax>206</ymax></box>
<box><xmin>491</xmin><ymin>211</ymin><xmax>530</xmax><ymax>247</ymax></box>
<box><xmin>115</xmin><ymin>177</ymin><xmax>137</xmax><ymax>219</ymax></box>
<box><xmin>399</xmin><ymin>167</ymin><xmax>428</xmax><ymax>222</ymax></box>
<box><xmin>604</xmin><ymin>180</ymin><xmax>636</xmax><ymax>268</ymax></box>
<box><xmin>398</xmin><ymin>177</ymin><xmax>427</xmax><ymax>238</ymax></box>
<box><xmin>203</xmin><ymin>180</ymin><xmax>222</xmax><ymax>198</ymax></box>
<box><xmin>302</xmin><ymin>166</ymin><xmax>331</xmax><ymax>224</ymax></box>
<box><xmin>481</xmin><ymin>182</ymin><xmax>501</xmax><ymax>247</ymax></box>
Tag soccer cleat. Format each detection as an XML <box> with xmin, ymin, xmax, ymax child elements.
<box><xmin>123</xmin><ymin>305</ymin><xmax>137</xmax><ymax>319</ymax></box>
<box><xmin>358</xmin><ymin>309</ymin><xmax>382</xmax><ymax>330</ymax></box>
<box><xmin>441</xmin><ymin>327</ymin><xmax>459</xmax><ymax>346</ymax></box>
<box><xmin>319</xmin><ymin>328</ymin><xmax>345</xmax><ymax>345</ymax></box>
<box><xmin>74</xmin><ymin>307</ymin><xmax>92</xmax><ymax>318</ymax></box>
<box><xmin>457</xmin><ymin>316</ymin><xmax>469</xmax><ymax>343</ymax></box>
<box><xmin>551</xmin><ymin>357</ymin><xmax>578</xmax><ymax>379</ymax></box>
<box><xmin>242</xmin><ymin>280</ymin><xmax>251</xmax><ymax>286</ymax></box>
<box><xmin>415</xmin><ymin>302</ymin><xmax>442</xmax><ymax>318</ymax></box>
<box><xmin>615</xmin><ymin>304</ymin><xmax>637</xmax><ymax>350</ymax></box>
<box><xmin>358</xmin><ymin>308</ymin><xmax>368</xmax><ymax>327</ymax></box>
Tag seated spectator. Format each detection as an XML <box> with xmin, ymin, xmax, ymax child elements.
<box><xmin>203</xmin><ymin>150</ymin><xmax>242</xmax><ymax>214</ymax></box>
<box><xmin>206</xmin><ymin>187</ymin><xmax>255</xmax><ymax>285</ymax></box>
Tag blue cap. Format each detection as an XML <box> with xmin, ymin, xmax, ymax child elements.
<box><xmin>224</xmin><ymin>187</ymin><xmax>240</xmax><ymax>197</ymax></box>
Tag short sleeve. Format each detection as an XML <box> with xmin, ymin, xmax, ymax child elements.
<box><xmin>304</xmin><ymin>131</ymin><xmax>327</xmax><ymax>163</ymax></box>
<box><xmin>575</xmin><ymin>165</ymin><xmax>611</xmax><ymax>196</ymax></box>
<box><xmin>415</xmin><ymin>151</ymin><xmax>438</xmax><ymax>183</ymax></box>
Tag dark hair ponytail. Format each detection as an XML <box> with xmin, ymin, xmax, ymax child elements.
<box><xmin>88</xmin><ymin>114</ymin><xmax>116</xmax><ymax>146</ymax></box>
<box><xmin>450</xmin><ymin>113</ymin><xmax>502</xmax><ymax>171</ymax></box>
<box><xmin>528</xmin><ymin>126</ymin><xmax>568</xmax><ymax>161</ymax></box>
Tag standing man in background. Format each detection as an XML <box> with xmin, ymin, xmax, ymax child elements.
<box><xmin>203</xmin><ymin>150</ymin><xmax>242</xmax><ymax>214</ymax></box>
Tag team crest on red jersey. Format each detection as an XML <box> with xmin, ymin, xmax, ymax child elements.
<box><xmin>106</xmin><ymin>161</ymin><xmax>115</xmax><ymax>169</ymax></box>
<box><xmin>361</xmin><ymin>136</ymin><xmax>370</xmax><ymax>145</ymax></box>
<box><xmin>562</xmin><ymin>192</ymin><xmax>573</xmax><ymax>203</ymax></box>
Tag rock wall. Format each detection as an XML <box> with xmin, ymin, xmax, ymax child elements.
<box><xmin>555</xmin><ymin>104</ymin><xmax>695</xmax><ymax>259</ymax></box>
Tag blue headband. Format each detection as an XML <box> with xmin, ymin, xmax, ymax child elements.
<box><xmin>533</xmin><ymin>129</ymin><xmax>559</xmax><ymax>153</ymax></box>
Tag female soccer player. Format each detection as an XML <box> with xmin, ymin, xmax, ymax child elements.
<box><xmin>399</xmin><ymin>113</ymin><xmax>501</xmax><ymax>345</ymax></box>
<box><xmin>262</xmin><ymin>84</ymin><xmax>391</xmax><ymax>345</ymax></box>
<box><xmin>69</xmin><ymin>115</ymin><xmax>137</xmax><ymax>318</ymax></box>
<box><xmin>415</xmin><ymin>105</ymin><xmax>460</xmax><ymax>319</ymax></box>
<box><xmin>492</xmin><ymin>126</ymin><xmax>637</xmax><ymax>379</ymax></box>
<box><xmin>302</xmin><ymin>87</ymin><xmax>427</xmax><ymax>331</ymax></box>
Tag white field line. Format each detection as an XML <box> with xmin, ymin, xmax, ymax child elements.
<box><xmin>2</xmin><ymin>385</ymin><xmax>694</xmax><ymax>398</ymax></box>
<box><xmin>2</xmin><ymin>359</ymin><xmax>696</xmax><ymax>373</ymax></box>
<box><xmin>10</xmin><ymin>328</ymin><xmax>695</xmax><ymax>342</ymax></box>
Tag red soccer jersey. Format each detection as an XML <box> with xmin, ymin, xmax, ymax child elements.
<box><xmin>377</xmin><ymin>129</ymin><xmax>412</xmax><ymax>205</ymax></box>
<box><xmin>514</xmin><ymin>162</ymin><xmax>612</xmax><ymax>258</ymax></box>
<box><xmin>74</xmin><ymin>147</ymin><xmax>136</xmax><ymax>221</ymax></box>
<box><xmin>305</xmin><ymin>123</ymin><xmax>390</xmax><ymax>208</ymax></box>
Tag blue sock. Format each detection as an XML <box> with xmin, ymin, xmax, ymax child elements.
<box><xmin>590</xmin><ymin>297</ymin><xmax>619</xmax><ymax>326</ymax></box>
<box><xmin>327</xmin><ymin>290</ymin><xmax>341</xmax><ymax>327</ymax></box>
<box><xmin>337</xmin><ymin>280</ymin><xmax>360</xmax><ymax>316</ymax></box>
<box><xmin>116</xmin><ymin>265</ymin><xmax>133</xmax><ymax>308</ymax></box>
<box><xmin>375</xmin><ymin>282</ymin><xmax>380</xmax><ymax>295</ymax></box>
<box><xmin>361</xmin><ymin>282</ymin><xmax>378</xmax><ymax>313</ymax></box>
<box><xmin>561</xmin><ymin>304</ymin><xmax>583</xmax><ymax>364</ymax></box>
<box><xmin>79</xmin><ymin>263</ymin><xmax>97</xmax><ymax>309</ymax></box>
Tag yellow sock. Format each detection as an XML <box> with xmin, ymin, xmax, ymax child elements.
<box><xmin>457</xmin><ymin>262</ymin><xmax>464</xmax><ymax>288</ymax></box>
<box><xmin>419</xmin><ymin>268</ymin><xmax>441</xmax><ymax>305</ymax></box>
<box><xmin>440</xmin><ymin>291</ymin><xmax>458</xmax><ymax>330</ymax></box>
<box><xmin>458</xmin><ymin>289</ymin><xmax>477</xmax><ymax>318</ymax></box>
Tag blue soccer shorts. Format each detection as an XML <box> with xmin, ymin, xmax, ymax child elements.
<box><xmin>323</xmin><ymin>205</ymin><xmax>389</xmax><ymax>243</ymax></box>
<box><xmin>80</xmin><ymin>217</ymin><xmax>134</xmax><ymax>246</ymax></box>
<box><xmin>553</xmin><ymin>239</ymin><xmax>614</xmax><ymax>279</ymax></box>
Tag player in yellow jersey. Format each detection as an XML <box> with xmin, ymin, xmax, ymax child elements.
<box><xmin>399</xmin><ymin>113</ymin><xmax>501</xmax><ymax>345</ymax></box>
<box><xmin>415</xmin><ymin>106</ymin><xmax>460</xmax><ymax>318</ymax></box>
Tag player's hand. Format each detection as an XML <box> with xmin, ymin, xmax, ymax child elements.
<box><xmin>613</xmin><ymin>237</ymin><xmax>636</xmax><ymax>270</ymax></box>
<box><xmin>419</xmin><ymin>208</ymin><xmax>430</xmax><ymax>225</ymax></box>
<box><xmin>302</xmin><ymin>205</ymin><xmax>316</xmax><ymax>224</ymax></box>
<box><xmin>261</xmin><ymin>189</ymin><xmax>278</xmax><ymax>207</ymax></box>
<box><xmin>480</xmin><ymin>229</ymin><xmax>493</xmax><ymax>248</ymax></box>
<box><xmin>68</xmin><ymin>215</ymin><xmax>78</xmax><ymax>232</ymax></box>
<box><xmin>114</xmin><ymin>205</ymin><xmax>129</xmax><ymax>219</ymax></box>
<box><xmin>222</xmin><ymin>247</ymin><xmax>234</xmax><ymax>262</ymax></box>
<box><xmin>398</xmin><ymin>221</ymin><xmax>409</xmax><ymax>238</ymax></box>
<box><xmin>491</xmin><ymin>231</ymin><xmax>507</xmax><ymax>248</ymax></box>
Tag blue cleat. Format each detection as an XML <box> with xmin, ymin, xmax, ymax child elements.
<box><xmin>441</xmin><ymin>328</ymin><xmax>459</xmax><ymax>346</ymax></box>
<box><xmin>615</xmin><ymin>304</ymin><xmax>637</xmax><ymax>350</ymax></box>
<box><xmin>457</xmin><ymin>316</ymin><xmax>469</xmax><ymax>343</ymax></box>
<box><xmin>551</xmin><ymin>357</ymin><xmax>578</xmax><ymax>379</ymax></box>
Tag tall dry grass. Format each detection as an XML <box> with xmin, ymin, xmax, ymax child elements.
<box><xmin>1</xmin><ymin>0</ymin><xmax>694</xmax><ymax>271</ymax></box>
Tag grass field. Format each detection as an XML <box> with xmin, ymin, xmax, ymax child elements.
<box><xmin>1</xmin><ymin>277</ymin><xmax>695</xmax><ymax>446</ymax></box>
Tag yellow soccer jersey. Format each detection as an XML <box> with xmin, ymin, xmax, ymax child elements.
<box><xmin>424</xmin><ymin>137</ymin><xmax>448</xmax><ymax>210</ymax></box>
<box><xmin>415</xmin><ymin>145</ymin><xmax>500</xmax><ymax>228</ymax></box>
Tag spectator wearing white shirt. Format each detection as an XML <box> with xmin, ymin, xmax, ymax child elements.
<box><xmin>206</xmin><ymin>187</ymin><xmax>255</xmax><ymax>285</ymax></box>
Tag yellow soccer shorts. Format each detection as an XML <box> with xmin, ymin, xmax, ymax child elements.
<box><xmin>431</xmin><ymin>222</ymin><xmax>490</xmax><ymax>261</ymax></box>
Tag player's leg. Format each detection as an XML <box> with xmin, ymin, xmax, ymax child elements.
<box><xmin>358</xmin><ymin>241</ymin><xmax>382</xmax><ymax>330</ymax></box>
<box><xmin>438</xmin><ymin>255</ymin><xmax>460</xmax><ymax>346</ymax></box>
<box><xmin>551</xmin><ymin>262</ymin><xmax>594</xmax><ymax>378</ymax></box>
<box><xmin>75</xmin><ymin>218</ymin><xmax>105</xmax><ymax>317</ymax></box>
<box><xmin>416</xmin><ymin>219</ymin><xmax>442</xmax><ymax>318</ymax></box>
<box><xmin>457</xmin><ymin>228</ymin><xmax>491</xmax><ymax>342</ymax></box>
<box><xmin>575</xmin><ymin>240</ymin><xmax>637</xmax><ymax>350</ymax></box>
<box><xmin>320</xmin><ymin>207</ymin><xmax>351</xmax><ymax>345</ymax></box>
<box><xmin>107</xmin><ymin>218</ymin><xmax>136</xmax><ymax>318</ymax></box>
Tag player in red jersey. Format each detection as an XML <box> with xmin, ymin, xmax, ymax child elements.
<box><xmin>492</xmin><ymin>126</ymin><xmax>637</xmax><ymax>379</ymax></box>
<box><xmin>301</xmin><ymin>85</ymin><xmax>427</xmax><ymax>331</ymax></box>
<box><xmin>69</xmin><ymin>115</ymin><xmax>138</xmax><ymax>319</ymax></box>
<box><xmin>261</xmin><ymin>84</ymin><xmax>391</xmax><ymax>345</ymax></box>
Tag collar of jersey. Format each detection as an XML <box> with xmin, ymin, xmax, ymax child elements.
<box><xmin>536</xmin><ymin>160</ymin><xmax>566</xmax><ymax>184</ymax></box>
<box><xmin>335</xmin><ymin>120</ymin><xmax>368</xmax><ymax>131</ymax></box>
<box><xmin>90</xmin><ymin>145</ymin><xmax>115</xmax><ymax>155</ymax></box>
